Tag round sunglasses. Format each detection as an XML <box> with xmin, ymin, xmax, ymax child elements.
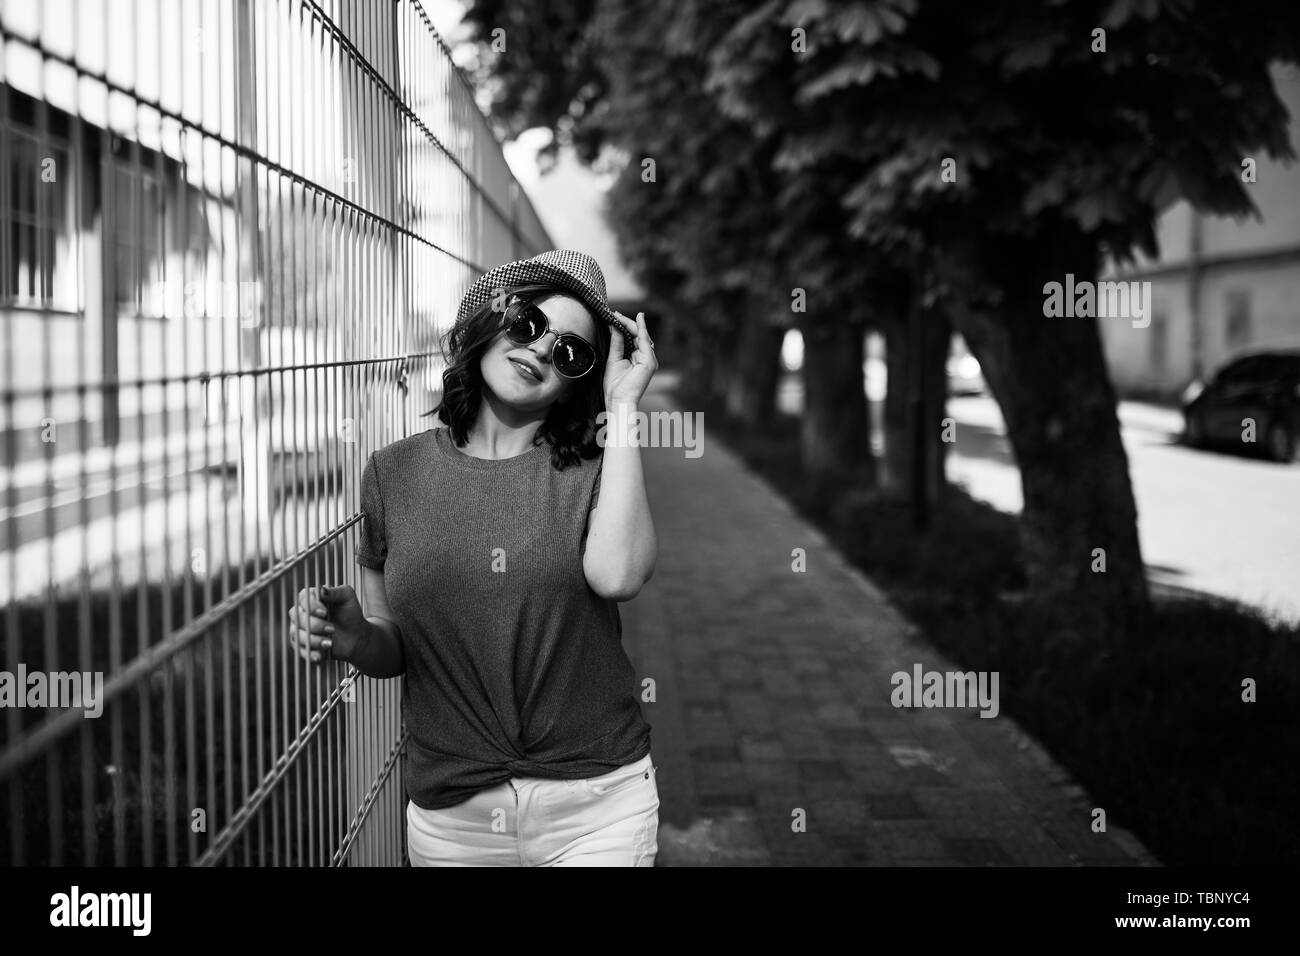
<box><xmin>501</xmin><ymin>296</ymin><xmax>599</xmax><ymax>379</ymax></box>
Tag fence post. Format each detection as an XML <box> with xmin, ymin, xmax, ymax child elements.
<box><xmin>233</xmin><ymin>0</ymin><xmax>273</xmax><ymax>548</ymax></box>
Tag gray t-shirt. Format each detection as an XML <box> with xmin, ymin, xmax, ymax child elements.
<box><xmin>355</xmin><ymin>425</ymin><xmax>652</xmax><ymax>810</ymax></box>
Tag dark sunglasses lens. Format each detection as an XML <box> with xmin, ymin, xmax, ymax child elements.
<box><xmin>553</xmin><ymin>336</ymin><xmax>596</xmax><ymax>377</ymax></box>
<box><xmin>504</xmin><ymin>304</ymin><xmax>545</xmax><ymax>343</ymax></box>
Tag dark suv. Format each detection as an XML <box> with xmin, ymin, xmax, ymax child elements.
<box><xmin>1182</xmin><ymin>350</ymin><xmax>1300</xmax><ymax>462</ymax></box>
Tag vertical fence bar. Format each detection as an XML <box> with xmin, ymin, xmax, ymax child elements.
<box><xmin>73</xmin><ymin>43</ymin><xmax>96</xmax><ymax>866</ymax></box>
<box><xmin>34</xmin><ymin>0</ymin><xmax>64</xmax><ymax>869</ymax></box>
<box><xmin>308</xmin><ymin>5</ymin><xmax>323</xmax><ymax>870</ymax></box>
<box><xmin>0</xmin><ymin>10</ymin><xmax>22</xmax><ymax>867</ymax></box>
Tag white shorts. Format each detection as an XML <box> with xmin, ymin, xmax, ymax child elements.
<box><xmin>405</xmin><ymin>753</ymin><xmax>659</xmax><ymax>867</ymax></box>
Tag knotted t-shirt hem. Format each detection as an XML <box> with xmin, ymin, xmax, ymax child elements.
<box><xmin>404</xmin><ymin>727</ymin><xmax>653</xmax><ymax>811</ymax></box>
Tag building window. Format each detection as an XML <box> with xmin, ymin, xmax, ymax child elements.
<box><xmin>109</xmin><ymin>159</ymin><xmax>166</xmax><ymax>318</ymax></box>
<box><xmin>1149</xmin><ymin>297</ymin><xmax>1168</xmax><ymax>373</ymax></box>
<box><xmin>1225</xmin><ymin>290</ymin><xmax>1251</xmax><ymax>349</ymax></box>
<box><xmin>2</xmin><ymin>120</ymin><xmax>79</xmax><ymax>311</ymax></box>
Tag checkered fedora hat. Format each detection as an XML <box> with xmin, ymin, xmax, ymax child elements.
<box><xmin>456</xmin><ymin>249</ymin><xmax>638</xmax><ymax>349</ymax></box>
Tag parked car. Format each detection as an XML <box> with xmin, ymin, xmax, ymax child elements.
<box><xmin>1181</xmin><ymin>349</ymin><xmax>1300</xmax><ymax>462</ymax></box>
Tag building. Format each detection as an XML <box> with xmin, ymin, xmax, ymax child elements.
<box><xmin>1100</xmin><ymin>63</ymin><xmax>1300</xmax><ymax>400</ymax></box>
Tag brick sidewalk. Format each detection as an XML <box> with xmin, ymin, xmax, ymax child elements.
<box><xmin>620</xmin><ymin>373</ymin><xmax>1157</xmax><ymax>867</ymax></box>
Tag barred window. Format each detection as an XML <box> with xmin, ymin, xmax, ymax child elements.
<box><xmin>2</xmin><ymin>119</ymin><xmax>78</xmax><ymax>311</ymax></box>
<box><xmin>108</xmin><ymin>159</ymin><xmax>165</xmax><ymax>318</ymax></box>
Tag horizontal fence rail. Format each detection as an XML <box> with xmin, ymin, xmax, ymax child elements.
<box><xmin>0</xmin><ymin>0</ymin><xmax>551</xmax><ymax>866</ymax></box>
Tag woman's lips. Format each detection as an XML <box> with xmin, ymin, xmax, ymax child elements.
<box><xmin>508</xmin><ymin>357</ymin><xmax>542</xmax><ymax>382</ymax></box>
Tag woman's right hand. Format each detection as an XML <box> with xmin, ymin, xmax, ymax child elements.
<box><xmin>289</xmin><ymin>585</ymin><xmax>367</xmax><ymax>664</ymax></box>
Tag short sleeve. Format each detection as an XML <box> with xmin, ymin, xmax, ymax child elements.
<box><xmin>355</xmin><ymin>451</ymin><xmax>387</xmax><ymax>570</ymax></box>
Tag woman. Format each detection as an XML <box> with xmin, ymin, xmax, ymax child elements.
<box><xmin>288</xmin><ymin>250</ymin><xmax>660</xmax><ymax>866</ymax></box>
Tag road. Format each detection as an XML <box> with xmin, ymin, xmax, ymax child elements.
<box><xmin>945</xmin><ymin>395</ymin><xmax>1300</xmax><ymax>625</ymax></box>
<box><xmin>775</xmin><ymin>370</ymin><xmax>1299</xmax><ymax>623</ymax></box>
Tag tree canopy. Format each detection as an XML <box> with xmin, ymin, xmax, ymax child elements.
<box><xmin>460</xmin><ymin>0</ymin><xmax>1300</xmax><ymax>621</ymax></box>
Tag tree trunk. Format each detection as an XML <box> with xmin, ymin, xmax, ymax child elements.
<box><xmin>947</xmin><ymin>235</ymin><xmax>1150</xmax><ymax>632</ymax></box>
<box><xmin>882</xmin><ymin>319</ymin><xmax>909</xmax><ymax>491</ymax></box>
<box><xmin>920</xmin><ymin>308</ymin><xmax>951</xmax><ymax>512</ymax></box>
<box><xmin>711</xmin><ymin>352</ymin><xmax>735</xmax><ymax>408</ymax></box>
<box><xmin>680</xmin><ymin>323</ymin><xmax>715</xmax><ymax>404</ymax></box>
<box><xmin>707</xmin><ymin>313</ymin><xmax>742</xmax><ymax>408</ymax></box>
<box><xmin>799</xmin><ymin>319</ymin><xmax>874</xmax><ymax>482</ymax></box>
<box><xmin>882</xmin><ymin>309</ymin><xmax>947</xmax><ymax>507</ymax></box>
<box><xmin>725</xmin><ymin>318</ymin><xmax>785</xmax><ymax>426</ymax></box>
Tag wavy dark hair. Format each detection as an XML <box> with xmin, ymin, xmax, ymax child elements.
<box><xmin>422</xmin><ymin>281</ymin><xmax>611</xmax><ymax>470</ymax></box>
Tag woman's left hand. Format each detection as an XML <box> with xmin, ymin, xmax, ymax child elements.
<box><xmin>603</xmin><ymin>311</ymin><xmax>658</xmax><ymax>408</ymax></box>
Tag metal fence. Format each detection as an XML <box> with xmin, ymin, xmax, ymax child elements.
<box><xmin>0</xmin><ymin>0</ymin><xmax>551</xmax><ymax>866</ymax></box>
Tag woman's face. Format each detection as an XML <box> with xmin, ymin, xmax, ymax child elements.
<box><xmin>479</xmin><ymin>293</ymin><xmax>599</xmax><ymax>412</ymax></box>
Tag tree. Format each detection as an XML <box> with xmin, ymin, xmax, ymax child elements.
<box><xmin>707</xmin><ymin>0</ymin><xmax>1300</xmax><ymax>626</ymax></box>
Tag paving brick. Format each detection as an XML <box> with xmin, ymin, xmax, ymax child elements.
<box><xmin>942</xmin><ymin>838</ymin><xmax>1016</xmax><ymax>866</ymax></box>
<box><xmin>808</xmin><ymin>797</ymin><xmax>870</xmax><ymax>831</ymax></box>
<box><xmin>773</xmin><ymin>708</ymin><xmax>826</xmax><ymax>729</ymax></box>
<box><xmin>825</xmin><ymin>726</ymin><xmax>878</xmax><ymax>748</ymax></box>
<box><xmin>841</xmin><ymin>753</ymin><xmax>908</xmax><ymax>784</ymax></box>
<box><xmin>863</xmin><ymin>820</ymin><xmax>948</xmax><ymax>859</ymax></box>
<box><xmin>685</xmin><ymin>711</ymin><xmax>734</xmax><ymax>743</ymax></box>
<box><xmin>796</xmin><ymin>759</ymin><xmax>851</xmax><ymax>783</ymax></box>
<box><xmin>766</xmin><ymin>831</ymin><xmax>833</xmax><ymax>865</ymax></box>
<box><xmin>689</xmin><ymin>742</ymin><xmax>740</xmax><ymax>763</ymax></box>
<box><xmin>684</xmin><ymin>699</ymin><xmax>726</xmax><ymax>717</ymax></box>
<box><xmin>912</xmin><ymin>784</ymin><xmax>1026</xmax><ymax>821</ymax></box>
<box><xmin>892</xmin><ymin>858</ymin><xmax>953</xmax><ymax>867</ymax></box>
<box><xmin>743</xmin><ymin>759</ymin><xmax>801</xmax><ymax>788</ymax></box>
<box><xmin>695</xmin><ymin>761</ymin><xmax>749</xmax><ymax>797</ymax></box>
<box><xmin>760</xmin><ymin>678</ymin><xmax>807</xmax><ymax>701</ymax></box>
<box><xmin>895</xmin><ymin>763</ymin><xmax>957</xmax><ymax>787</ymax></box>
<box><xmin>865</xmin><ymin>792</ymin><xmax>926</xmax><ymax>820</ymax></box>
<box><xmin>1040</xmin><ymin>815</ymin><xmax>1146</xmax><ymax>864</ymax></box>
<box><xmin>943</xmin><ymin>818</ymin><xmax>1076</xmax><ymax>866</ymax></box>
<box><xmin>814</xmin><ymin>701</ymin><xmax>865</xmax><ymax>727</ymax></box>
<box><xmin>737</xmin><ymin>736</ymin><xmax>787</xmax><ymax>762</ymax></box>
<box><xmin>776</xmin><ymin>732</ymin><xmax>838</xmax><ymax>759</ymax></box>
<box><xmin>698</xmin><ymin>791</ymin><xmax>755</xmax><ymax>808</ymax></box>
<box><xmin>724</xmin><ymin>689</ymin><xmax>774</xmax><ymax>714</ymax></box>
